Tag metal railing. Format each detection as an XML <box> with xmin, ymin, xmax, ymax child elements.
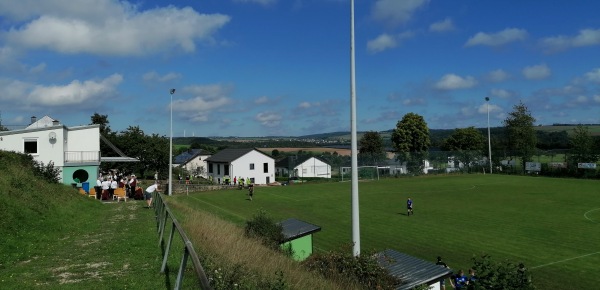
<box><xmin>64</xmin><ymin>151</ymin><xmax>100</xmax><ymax>163</ymax></box>
<box><xmin>153</xmin><ymin>192</ymin><xmax>212</xmax><ymax>290</ymax></box>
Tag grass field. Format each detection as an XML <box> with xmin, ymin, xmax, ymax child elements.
<box><xmin>169</xmin><ymin>174</ymin><xmax>600</xmax><ymax>290</ymax></box>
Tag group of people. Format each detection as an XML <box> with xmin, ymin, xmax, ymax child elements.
<box><xmin>436</xmin><ymin>257</ymin><xmax>477</xmax><ymax>290</ymax></box>
<box><xmin>95</xmin><ymin>171</ymin><xmax>159</xmax><ymax>208</ymax></box>
<box><xmin>94</xmin><ymin>171</ymin><xmax>138</xmax><ymax>200</ymax></box>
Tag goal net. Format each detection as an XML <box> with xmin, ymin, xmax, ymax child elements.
<box><xmin>340</xmin><ymin>166</ymin><xmax>380</xmax><ymax>182</ymax></box>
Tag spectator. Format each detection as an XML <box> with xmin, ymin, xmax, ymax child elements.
<box><xmin>436</xmin><ymin>256</ymin><xmax>449</xmax><ymax>290</ymax></box>
<box><xmin>144</xmin><ymin>182</ymin><xmax>160</xmax><ymax>208</ymax></box>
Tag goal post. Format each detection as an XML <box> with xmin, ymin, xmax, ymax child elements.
<box><xmin>340</xmin><ymin>166</ymin><xmax>380</xmax><ymax>182</ymax></box>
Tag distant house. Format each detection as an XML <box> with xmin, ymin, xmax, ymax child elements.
<box><xmin>275</xmin><ymin>156</ymin><xmax>331</xmax><ymax>178</ymax></box>
<box><xmin>0</xmin><ymin>115</ymin><xmax>136</xmax><ymax>188</ymax></box>
<box><xmin>173</xmin><ymin>149</ymin><xmax>211</xmax><ymax>178</ymax></box>
<box><xmin>205</xmin><ymin>148</ymin><xmax>275</xmax><ymax>185</ymax></box>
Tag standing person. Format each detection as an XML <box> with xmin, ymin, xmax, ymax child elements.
<box><xmin>407</xmin><ymin>197</ymin><xmax>414</xmax><ymax>216</ymax></box>
<box><xmin>144</xmin><ymin>182</ymin><xmax>160</xmax><ymax>208</ymax></box>
<box><xmin>248</xmin><ymin>180</ymin><xmax>254</xmax><ymax>201</ymax></box>
<box><xmin>101</xmin><ymin>177</ymin><xmax>110</xmax><ymax>200</ymax></box>
<box><xmin>154</xmin><ymin>171</ymin><xmax>158</xmax><ymax>182</ymax></box>
<box><xmin>109</xmin><ymin>177</ymin><xmax>118</xmax><ymax>199</ymax></box>
<box><xmin>95</xmin><ymin>176</ymin><xmax>102</xmax><ymax>199</ymax></box>
<box><xmin>467</xmin><ymin>269</ymin><xmax>477</xmax><ymax>290</ymax></box>
<box><xmin>128</xmin><ymin>174</ymin><xmax>137</xmax><ymax>198</ymax></box>
<box><xmin>233</xmin><ymin>176</ymin><xmax>237</xmax><ymax>186</ymax></box>
<box><xmin>436</xmin><ymin>256</ymin><xmax>449</xmax><ymax>290</ymax></box>
<box><xmin>450</xmin><ymin>270</ymin><xmax>468</xmax><ymax>290</ymax></box>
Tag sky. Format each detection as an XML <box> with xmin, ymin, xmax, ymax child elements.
<box><xmin>1</xmin><ymin>0</ymin><xmax>599</xmax><ymax>137</ymax></box>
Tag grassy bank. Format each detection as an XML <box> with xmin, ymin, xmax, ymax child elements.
<box><xmin>0</xmin><ymin>151</ymin><xmax>166</xmax><ymax>289</ymax></box>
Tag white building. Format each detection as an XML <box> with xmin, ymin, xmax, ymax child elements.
<box><xmin>173</xmin><ymin>149</ymin><xmax>211</xmax><ymax>178</ymax></box>
<box><xmin>0</xmin><ymin>116</ymin><xmax>101</xmax><ymax>186</ymax></box>
<box><xmin>276</xmin><ymin>156</ymin><xmax>331</xmax><ymax>178</ymax></box>
<box><xmin>205</xmin><ymin>148</ymin><xmax>275</xmax><ymax>185</ymax></box>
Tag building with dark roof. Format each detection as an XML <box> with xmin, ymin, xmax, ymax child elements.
<box><xmin>173</xmin><ymin>149</ymin><xmax>211</xmax><ymax>178</ymax></box>
<box><xmin>377</xmin><ymin>249</ymin><xmax>453</xmax><ymax>290</ymax></box>
<box><xmin>205</xmin><ymin>148</ymin><xmax>275</xmax><ymax>185</ymax></box>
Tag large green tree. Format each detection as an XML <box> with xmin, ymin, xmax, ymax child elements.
<box><xmin>503</xmin><ymin>102</ymin><xmax>537</xmax><ymax>172</ymax></box>
<box><xmin>441</xmin><ymin>127</ymin><xmax>485</xmax><ymax>171</ymax></box>
<box><xmin>569</xmin><ymin>125</ymin><xmax>599</xmax><ymax>165</ymax></box>
<box><xmin>391</xmin><ymin>113</ymin><xmax>430</xmax><ymax>174</ymax></box>
<box><xmin>358</xmin><ymin>131</ymin><xmax>386</xmax><ymax>165</ymax></box>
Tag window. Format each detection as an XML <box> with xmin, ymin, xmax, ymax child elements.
<box><xmin>209</xmin><ymin>163</ymin><xmax>213</xmax><ymax>173</ymax></box>
<box><xmin>24</xmin><ymin>139</ymin><xmax>38</xmax><ymax>154</ymax></box>
<box><xmin>250</xmin><ymin>163</ymin><xmax>255</xmax><ymax>170</ymax></box>
<box><xmin>263</xmin><ymin>163</ymin><xmax>269</xmax><ymax>173</ymax></box>
<box><xmin>302</xmin><ymin>168</ymin><xmax>307</xmax><ymax>174</ymax></box>
<box><xmin>224</xmin><ymin>165</ymin><xmax>229</xmax><ymax>175</ymax></box>
<box><xmin>217</xmin><ymin>164</ymin><xmax>221</xmax><ymax>175</ymax></box>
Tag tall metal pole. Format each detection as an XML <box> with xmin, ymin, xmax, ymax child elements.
<box><xmin>350</xmin><ymin>0</ymin><xmax>360</xmax><ymax>256</ymax></box>
<box><xmin>486</xmin><ymin>97</ymin><xmax>492</xmax><ymax>174</ymax></box>
<box><xmin>169</xmin><ymin>89</ymin><xmax>176</xmax><ymax>195</ymax></box>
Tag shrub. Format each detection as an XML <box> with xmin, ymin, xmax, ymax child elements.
<box><xmin>469</xmin><ymin>254</ymin><xmax>535</xmax><ymax>290</ymax></box>
<box><xmin>245</xmin><ymin>209</ymin><xmax>286</xmax><ymax>252</ymax></box>
<box><xmin>301</xmin><ymin>243</ymin><xmax>401</xmax><ymax>290</ymax></box>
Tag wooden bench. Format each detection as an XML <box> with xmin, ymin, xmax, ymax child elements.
<box><xmin>113</xmin><ymin>187</ymin><xmax>128</xmax><ymax>202</ymax></box>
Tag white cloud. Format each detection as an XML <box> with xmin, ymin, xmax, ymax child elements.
<box><xmin>142</xmin><ymin>71</ymin><xmax>181</xmax><ymax>82</ymax></box>
<box><xmin>522</xmin><ymin>64</ymin><xmax>551</xmax><ymax>80</ymax></box>
<box><xmin>367</xmin><ymin>31</ymin><xmax>413</xmax><ymax>53</ymax></box>
<box><xmin>540</xmin><ymin>28</ymin><xmax>600</xmax><ymax>52</ymax></box>
<box><xmin>298</xmin><ymin>102</ymin><xmax>312</xmax><ymax>109</ymax></box>
<box><xmin>489</xmin><ymin>88</ymin><xmax>515</xmax><ymax>99</ymax></box>
<box><xmin>372</xmin><ymin>0</ymin><xmax>430</xmax><ymax>26</ymax></box>
<box><xmin>477</xmin><ymin>103</ymin><xmax>502</xmax><ymax>114</ymax></box>
<box><xmin>465</xmin><ymin>28</ymin><xmax>528</xmax><ymax>47</ymax></box>
<box><xmin>585</xmin><ymin>68</ymin><xmax>600</xmax><ymax>83</ymax></box>
<box><xmin>255</xmin><ymin>112</ymin><xmax>282</xmax><ymax>127</ymax></box>
<box><xmin>4</xmin><ymin>2</ymin><xmax>230</xmax><ymax>56</ymax></box>
<box><xmin>174</xmin><ymin>84</ymin><xmax>234</xmax><ymax>122</ymax></box>
<box><xmin>429</xmin><ymin>18</ymin><xmax>454</xmax><ymax>32</ymax></box>
<box><xmin>29</xmin><ymin>62</ymin><xmax>46</xmax><ymax>73</ymax></box>
<box><xmin>28</xmin><ymin>74</ymin><xmax>123</xmax><ymax>106</ymax></box>
<box><xmin>402</xmin><ymin>98</ymin><xmax>425</xmax><ymax>106</ymax></box>
<box><xmin>367</xmin><ymin>34</ymin><xmax>396</xmax><ymax>53</ymax></box>
<box><xmin>434</xmin><ymin>74</ymin><xmax>477</xmax><ymax>90</ymax></box>
<box><xmin>487</xmin><ymin>69</ymin><xmax>510</xmax><ymax>82</ymax></box>
<box><xmin>254</xmin><ymin>96</ymin><xmax>269</xmax><ymax>104</ymax></box>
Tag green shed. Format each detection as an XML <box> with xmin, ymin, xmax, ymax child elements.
<box><xmin>279</xmin><ymin>218</ymin><xmax>321</xmax><ymax>261</ymax></box>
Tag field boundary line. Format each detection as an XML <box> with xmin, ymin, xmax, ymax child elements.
<box><xmin>531</xmin><ymin>251</ymin><xmax>600</xmax><ymax>269</ymax></box>
<box><xmin>584</xmin><ymin>208</ymin><xmax>600</xmax><ymax>223</ymax></box>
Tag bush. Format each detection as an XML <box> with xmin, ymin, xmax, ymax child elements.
<box><xmin>245</xmin><ymin>209</ymin><xmax>287</xmax><ymax>253</ymax></box>
<box><xmin>470</xmin><ymin>254</ymin><xmax>535</xmax><ymax>290</ymax></box>
<box><xmin>301</xmin><ymin>244</ymin><xmax>401</xmax><ymax>290</ymax></box>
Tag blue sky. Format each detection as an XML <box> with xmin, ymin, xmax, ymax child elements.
<box><xmin>1</xmin><ymin>0</ymin><xmax>599</xmax><ymax>137</ymax></box>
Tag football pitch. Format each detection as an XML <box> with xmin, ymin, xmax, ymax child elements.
<box><xmin>172</xmin><ymin>174</ymin><xmax>600</xmax><ymax>289</ymax></box>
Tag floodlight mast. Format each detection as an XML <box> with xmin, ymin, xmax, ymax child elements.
<box><xmin>486</xmin><ymin>97</ymin><xmax>492</xmax><ymax>174</ymax></box>
<box><xmin>169</xmin><ymin>89</ymin><xmax>176</xmax><ymax>196</ymax></box>
<box><xmin>350</xmin><ymin>0</ymin><xmax>360</xmax><ymax>257</ymax></box>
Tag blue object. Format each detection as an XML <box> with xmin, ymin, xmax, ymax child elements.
<box><xmin>82</xmin><ymin>182</ymin><xmax>90</xmax><ymax>193</ymax></box>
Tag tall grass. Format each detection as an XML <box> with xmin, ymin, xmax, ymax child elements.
<box><xmin>167</xmin><ymin>199</ymin><xmax>359</xmax><ymax>290</ymax></box>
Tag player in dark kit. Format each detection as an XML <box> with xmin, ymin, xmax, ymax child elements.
<box><xmin>407</xmin><ymin>197</ymin><xmax>413</xmax><ymax>216</ymax></box>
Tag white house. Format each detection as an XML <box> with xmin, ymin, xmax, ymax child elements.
<box><xmin>205</xmin><ymin>148</ymin><xmax>275</xmax><ymax>185</ymax></box>
<box><xmin>0</xmin><ymin>116</ymin><xmax>101</xmax><ymax>186</ymax></box>
<box><xmin>276</xmin><ymin>156</ymin><xmax>331</xmax><ymax>178</ymax></box>
<box><xmin>173</xmin><ymin>149</ymin><xmax>211</xmax><ymax>178</ymax></box>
